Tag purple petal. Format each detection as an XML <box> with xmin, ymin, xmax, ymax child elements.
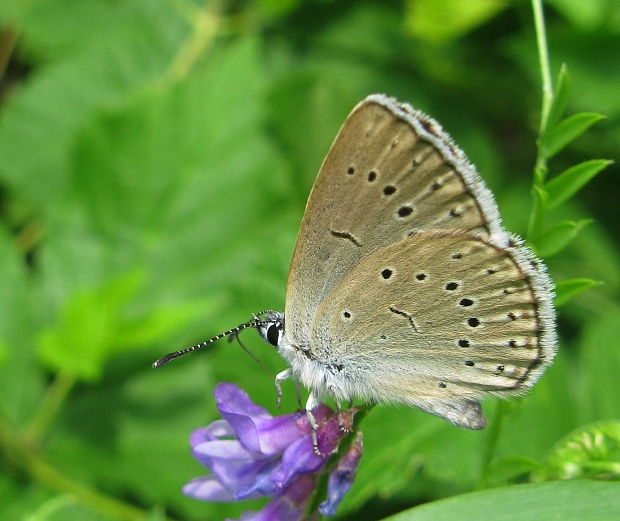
<box><xmin>215</xmin><ymin>383</ymin><xmax>273</xmax><ymax>453</ymax></box>
<box><xmin>191</xmin><ymin>438</ymin><xmax>270</xmax><ymax>494</ymax></box>
<box><xmin>315</xmin><ymin>407</ymin><xmax>358</xmax><ymax>455</ymax></box>
<box><xmin>282</xmin><ymin>474</ymin><xmax>318</xmax><ymax>506</ymax></box>
<box><xmin>215</xmin><ymin>383</ymin><xmax>272</xmax><ymax>421</ymax></box>
<box><xmin>192</xmin><ymin>439</ymin><xmax>253</xmax><ymax>462</ymax></box>
<box><xmin>270</xmin><ymin>436</ymin><xmax>326</xmax><ymax>490</ymax></box>
<box><xmin>254</xmin><ymin>412</ymin><xmax>307</xmax><ymax>455</ymax></box>
<box><xmin>214</xmin><ymin>383</ymin><xmax>307</xmax><ymax>456</ymax></box>
<box><xmin>319</xmin><ymin>432</ymin><xmax>363</xmax><ymax>516</ymax></box>
<box><xmin>189</xmin><ymin>421</ymin><xmax>234</xmax><ymax>449</ymax></box>
<box><xmin>234</xmin><ymin>458</ymin><xmax>281</xmax><ymax>499</ymax></box>
<box><xmin>206</xmin><ymin>419</ymin><xmax>236</xmax><ymax>437</ymax></box>
<box><xmin>183</xmin><ymin>475</ymin><xmax>236</xmax><ymax>501</ymax></box>
<box><xmin>241</xmin><ymin>475</ymin><xmax>317</xmax><ymax>521</ymax></box>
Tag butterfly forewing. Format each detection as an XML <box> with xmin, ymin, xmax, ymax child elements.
<box><xmin>285</xmin><ymin>95</ymin><xmax>506</xmax><ymax>344</ymax></box>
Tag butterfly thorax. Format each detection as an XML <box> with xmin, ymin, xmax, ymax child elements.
<box><xmin>278</xmin><ymin>330</ymin><xmax>362</xmax><ymax>403</ymax></box>
<box><xmin>255</xmin><ymin>311</ymin><xmax>345</xmax><ymax>400</ymax></box>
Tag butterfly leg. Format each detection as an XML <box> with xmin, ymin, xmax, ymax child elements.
<box><xmin>330</xmin><ymin>386</ymin><xmax>352</xmax><ymax>434</ymax></box>
<box><xmin>275</xmin><ymin>368</ymin><xmax>293</xmax><ymax>409</ymax></box>
<box><xmin>294</xmin><ymin>377</ymin><xmax>302</xmax><ymax>409</ymax></box>
<box><xmin>305</xmin><ymin>393</ymin><xmax>326</xmax><ymax>456</ymax></box>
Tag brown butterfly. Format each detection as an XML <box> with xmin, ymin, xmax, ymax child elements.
<box><xmin>154</xmin><ymin>94</ymin><xmax>557</xmax><ymax>432</ymax></box>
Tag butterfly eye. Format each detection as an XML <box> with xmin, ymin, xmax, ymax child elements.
<box><xmin>266</xmin><ymin>324</ymin><xmax>282</xmax><ymax>346</ymax></box>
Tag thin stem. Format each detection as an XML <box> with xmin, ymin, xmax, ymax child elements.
<box><xmin>532</xmin><ymin>0</ymin><xmax>554</xmax><ymax>142</ymax></box>
<box><xmin>477</xmin><ymin>400</ymin><xmax>506</xmax><ymax>489</ymax></box>
<box><xmin>0</xmin><ymin>27</ymin><xmax>19</xmax><ymax>82</ymax></box>
<box><xmin>528</xmin><ymin>0</ymin><xmax>554</xmax><ymax>243</ymax></box>
<box><xmin>165</xmin><ymin>1</ymin><xmax>221</xmax><ymax>84</ymax></box>
<box><xmin>24</xmin><ymin>494</ymin><xmax>79</xmax><ymax>521</ymax></box>
<box><xmin>25</xmin><ymin>371</ymin><xmax>76</xmax><ymax>443</ymax></box>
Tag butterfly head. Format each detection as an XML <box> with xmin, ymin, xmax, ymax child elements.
<box><xmin>254</xmin><ymin>310</ymin><xmax>285</xmax><ymax>348</ymax></box>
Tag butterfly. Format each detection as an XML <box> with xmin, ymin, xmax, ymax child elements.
<box><xmin>154</xmin><ymin>94</ymin><xmax>557</xmax><ymax>432</ymax></box>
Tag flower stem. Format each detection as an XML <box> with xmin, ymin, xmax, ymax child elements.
<box><xmin>532</xmin><ymin>0</ymin><xmax>554</xmax><ymax>144</ymax></box>
<box><xmin>527</xmin><ymin>0</ymin><xmax>554</xmax><ymax>243</ymax></box>
<box><xmin>477</xmin><ymin>400</ymin><xmax>506</xmax><ymax>488</ymax></box>
<box><xmin>25</xmin><ymin>371</ymin><xmax>76</xmax><ymax>443</ymax></box>
<box><xmin>0</xmin><ymin>27</ymin><xmax>19</xmax><ymax>83</ymax></box>
<box><xmin>165</xmin><ymin>0</ymin><xmax>221</xmax><ymax>84</ymax></box>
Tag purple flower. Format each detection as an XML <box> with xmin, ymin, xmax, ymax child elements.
<box><xmin>319</xmin><ymin>432</ymin><xmax>363</xmax><ymax>516</ymax></box>
<box><xmin>183</xmin><ymin>383</ymin><xmax>363</xmax><ymax>520</ymax></box>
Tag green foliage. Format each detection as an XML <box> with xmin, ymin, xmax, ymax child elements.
<box><xmin>382</xmin><ymin>481</ymin><xmax>619</xmax><ymax>521</ymax></box>
<box><xmin>536</xmin><ymin>218</ymin><xmax>592</xmax><ymax>258</ymax></box>
<box><xmin>527</xmin><ymin>55</ymin><xmax>611</xmax><ymax>298</ymax></box>
<box><xmin>539</xmin><ymin>112</ymin><xmax>606</xmax><ymax>160</ymax></box>
<box><xmin>533</xmin><ymin>421</ymin><xmax>620</xmax><ymax>481</ymax></box>
<box><xmin>554</xmin><ymin>278</ymin><xmax>602</xmax><ymax>307</ymax></box>
<box><xmin>0</xmin><ymin>0</ymin><xmax>619</xmax><ymax>520</ymax></box>
<box><xmin>405</xmin><ymin>0</ymin><xmax>507</xmax><ymax>44</ymax></box>
<box><xmin>545</xmin><ymin>160</ymin><xmax>613</xmax><ymax>209</ymax></box>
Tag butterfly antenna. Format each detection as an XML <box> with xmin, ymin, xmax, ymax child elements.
<box><xmin>152</xmin><ymin>319</ymin><xmax>261</xmax><ymax>368</ymax></box>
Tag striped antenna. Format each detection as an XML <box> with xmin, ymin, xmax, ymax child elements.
<box><xmin>152</xmin><ymin>319</ymin><xmax>263</xmax><ymax>368</ymax></box>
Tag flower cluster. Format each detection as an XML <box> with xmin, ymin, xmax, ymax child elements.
<box><xmin>183</xmin><ymin>383</ymin><xmax>363</xmax><ymax>520</ymax></box>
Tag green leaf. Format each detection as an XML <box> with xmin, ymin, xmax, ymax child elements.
<box><xmin>0</xmin><ymin>226</ymin><xmax>45</xmax><ymax>425</ymax></box>
<box><xmin>342</xmin><ymin>408</ymin><xmax>486</xmax><ymax>514</ymax></box>
<box><xmin>0</xmin><ymin>0</ymin><xmax>191</xmax><ymax>208</ymax></box>
<box><xmin>554</xmin><ymin>278</ymin><xmax>601</xmax><ymax>307</ymax></box>
<box><xmin>36</xmin><ymin>270</ymin><xmax>216</xmax><ymax>382</ymax></box>
<box><xmin>546</xmin><ymin>159</ymin><xmax>613</xmax><ymax>209</ymax></box>
<box><xmin>539</xmin><ymin>112</ymin><xmax>606</xmax><ymax>160</ymax></box>
<box><xmin>118</xmin><ymin>298</ymin><xmax>217</xmax><ymax>350</ymax></box>
<box><xmin>576</xmin><ymin>310</ymin><xmax>620</xmax><ymax>420</ymax></box>
<box><xmin>381</xmin><ymin>480</ymin><xmax>620</xmax><ymax>521</ymax></box>
<box><xmin>485</xmin><ymin>455</ymin><xmax>540</xmax><ymax>486</ymax></box>
<box><xmin>23</xmin><ymin>494</ymin><xmax>115</xmax><ymax>521</ymax></box>
<box><xmin>532</xmin><ymin>420</ymin><xmax>620</xmax><ymax>481</ymax></box>
<box><xmin>257</xmin><ymin>0</ymin><xmax>301</xmax><ymax>17</ymax></box>
<box><xmin>267</xmin><ymin>72</ymin><xmax>354</xmax><ymax>205</ymax></box>
<box><xmin>39</xmin><ymin>36</ymin><xmax>287</xmax><ymax>328</ymax></box>
<box><xmin>536</xmin><ymin>219</ymin><xmax>593</xmax><ymax>258</ymax></box>
<box><xmin>527</xmin><ymin>184</ymin><xmax>549</xmax><ymax>242</ymax></box>
<box><xmin>405</xmin><ymin>0</ymin><xmax>507</xmax><ymax>44</ymax></box>
<box><xmin>546</xmin><ymin>0</ymin><xmax>609</xmax><ymax>29</ymax></box>
<box><xmin>544</xmin><ymin>64</ymin><xmax>570</xmax><ymax>133</ymax></box>
<box><xmin>6</xmin><ymin>0</ymin><xmax>124</xmax><ymax>62</ymax></box>
<box><xmin>37</xmin><ymin>272</ymin><xmax>145</xmax><ymax>381</ymax></box>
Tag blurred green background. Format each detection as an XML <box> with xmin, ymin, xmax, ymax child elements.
<box><xmin>0</xmin><ymin>0</ymin><xmax>619</xmax><ymax>520</ymax></box>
